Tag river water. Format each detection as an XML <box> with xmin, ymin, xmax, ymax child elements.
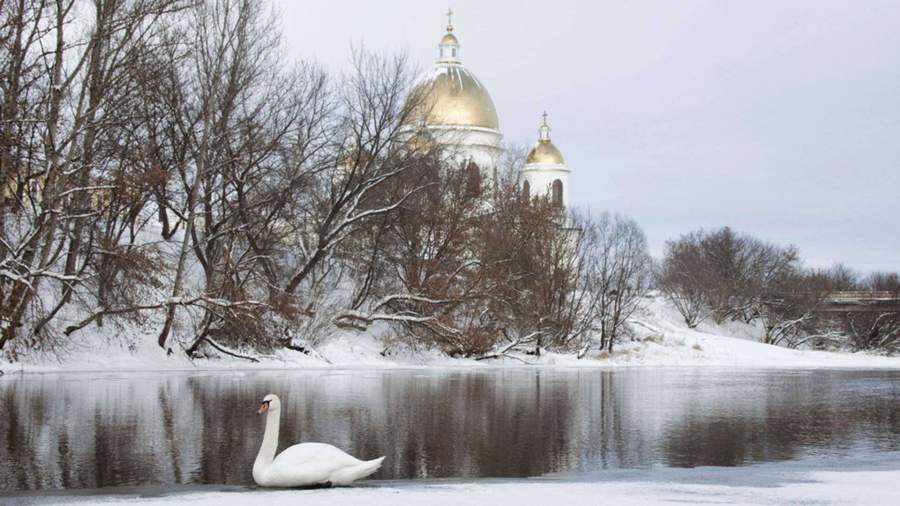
<box><xmin>1</xmin><ymin>367</ymin><xmax>898</xmax><ymax>491</ymax></box>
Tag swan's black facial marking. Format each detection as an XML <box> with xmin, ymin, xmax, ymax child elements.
<box><xmin>257</xmin><ymin>399</ymin><xmax>271</xmax><ymax>415</ymax></box>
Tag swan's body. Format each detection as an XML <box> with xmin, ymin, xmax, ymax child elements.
<box><xmin>253</xmin><ymin>394</ymin><xmax>384</xmax><ymax>488</ymax></box>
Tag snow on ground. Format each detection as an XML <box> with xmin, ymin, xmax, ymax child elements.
<box><xmin>558</xmin><ymin>295</ymin><xmax>900</xmax><ymax>369</ymax></box>
<box><xmin>4</xmin><ymin>295</ymin><xmax>899</xmax><ymax>374</ymax></box>
<box><xmin>12</xmin><ymin>465</ymin><xmax>900</xmax><ymax>506</ymax></box>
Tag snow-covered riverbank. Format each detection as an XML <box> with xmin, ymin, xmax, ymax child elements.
<box><xmin>4</xmin><ymin>296</ymin><xmax>899</xmax><ymax>374</ymax></box>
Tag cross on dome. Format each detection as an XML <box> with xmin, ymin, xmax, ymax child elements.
<box><xmin>539</xmin><ymin>111</ymin><xmax>551</xmax><ymax>142</ymax></box>
<box><xmin>438</xmin><ymin>9</ymin><xmax>460</xmax><ymax>63</ymax></box>
<box><xmin>417</xmin><ymin>8</ymin><xmax>500</xmax><ymax>130</ymax></box>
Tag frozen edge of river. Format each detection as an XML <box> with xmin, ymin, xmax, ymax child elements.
<box><xmin>8</xmin><ymin>454</ymin><xmax>900</xmax><ymax>506</ymax></box>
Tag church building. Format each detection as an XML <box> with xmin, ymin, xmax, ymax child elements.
<box><xmin>407</xmin><ymin>11</ymin><xmax>572</xmax><ymax>211</ymax></box>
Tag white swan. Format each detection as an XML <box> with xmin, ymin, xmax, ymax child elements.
<box><xmin>253</xmin><ymin>394</ymin><xmax>385</xmax><ymax>487</ymax></box>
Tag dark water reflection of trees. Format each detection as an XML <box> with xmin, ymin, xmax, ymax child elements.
<box><xmin>1</xmin><ymin>368</ymin><xmax>898</xmax><ymax>491</ymax></box>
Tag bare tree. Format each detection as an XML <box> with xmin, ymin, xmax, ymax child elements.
<box><xmin>577</xmin><ymin>211</ymin><xmax>652</xmax><ymax>353</ymax></box>
<box><xmin>156</xmin><ymin>0</ymin><xmax>317</xmax><ymax>356</ymax></box>
<box><xmin>699</xmin><ymin>227</ymin><xmax>798</xmax><ymax>323</ymax></box>
<box><xmin>864</xmin><ymin>271</ymin><xmax>900</xmax><ymax>293</ymax></box>
<box><xmin>0</xmin><ymin>0</ymin><xmax>185</xmax><ymax>354</ymax></box>
<box><xmin>757</xmin><ymin>272</ymin><xmax>821</xmax><ymax>347</ymax></box>
<box><xmin>830</xmin><ymin>269</ymin><xmax>900</xmax><ymax>353</ymax></box>
<box><xmin>334</xmin><ymin>151</ymin><xmax>585</xmax><ymax>358</ymax></box>
<box><xmin>276</xmin><ymin>49</ymin><xmax>427</xmax><ymax>301</ymax></box>
<box><xmin>657</xmin><ymin>231</ymin><xmax>710</xmax><ymax>328</ymax></box>
<box><xmin>479</xmin><ymin>167</ymin><xmax>582</xmax><ymax>355</ymax></box>
<box><xmin>657</xmin><ymin>227</ymin><xmax>799</xmax><ymax>329</ymax></box>
<box><xmin>333</xmin><ymin>146</ymin><xmax>486</xmax><ymax>355</ymax></box>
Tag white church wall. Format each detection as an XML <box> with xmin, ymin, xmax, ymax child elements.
<box><xmin>520</xmin><ymin>163</ymin><xmax>571</xmax><ymax>208</ymax></box>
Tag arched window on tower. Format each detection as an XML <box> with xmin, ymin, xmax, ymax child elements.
<box><xmin>465</xmin><ymin>160</ymin><xmax>482</xmax><ymax>197</ymax></box>
<box><xmin>522</xmin><ymin>179</ymin><xmax>530</xmax><ymax>200</ymax></box>
<box><xmin>551</xmin><ymin>179</ymin><xmax>563</xmax><ymax>207</ymax></box>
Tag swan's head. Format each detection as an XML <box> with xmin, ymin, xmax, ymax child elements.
<box><xmin>257</xmin><ymin>394</ymin><xmax>281</xmax><ymax>415</ymax></box>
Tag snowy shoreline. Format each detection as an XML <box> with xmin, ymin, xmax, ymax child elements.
<box><xmin>4</xmin><ymin>297</ymin><xmax>899</xmax><ymax>375</ymax></box>
<box><xmin>4</xmin><ymin>353</ymin><xmax>900</xmax><ymax>376</ymax></box>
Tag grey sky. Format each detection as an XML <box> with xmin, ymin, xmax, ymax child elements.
<box><xmin>274</xmin><ymin>0</ymin><xmax>900</xmax><ymax>273</ymax></box>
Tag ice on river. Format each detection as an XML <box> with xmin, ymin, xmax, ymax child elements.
<box><xmin>12</xmin><ymin>463</ymin><xmax>900</xmax><ymax>506</ymax></box>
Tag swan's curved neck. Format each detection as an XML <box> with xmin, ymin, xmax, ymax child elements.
<box><xmin>255</xmin><ymin>409</ymin><xmax>280</xmax><ymax>470</ymax></box>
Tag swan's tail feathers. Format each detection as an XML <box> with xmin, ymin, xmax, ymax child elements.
<box><xmin>359</xmin><ymin>456</ymin><xmax>385</xmax><ymax>478</ymax></box>
<box><xmin>332</xmin><ymin>456</ymin><xmax>385</xmax><ymax>486</ymax></box>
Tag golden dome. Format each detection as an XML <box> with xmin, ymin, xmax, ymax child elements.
<box><xmin>525</xmin><ymin>112</ymin><xmax>565</xmax><ymax>164</ymax></box>
<box><xmin>526</xmin><ymin>141</ymin><xmax>565</xmax><ymax>164</ymax></box>
<box><xmin>409</xmin><ymin>66</ymin><xmax>500</xmax><ymax>130</ymax></box>
<box><xmin>404</xmin><ymin>12</ymin><xmax>500</xmax><ymax>131</ymax></box>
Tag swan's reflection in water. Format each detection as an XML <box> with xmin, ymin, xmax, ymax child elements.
<box><xmin>1</xmin><ymin>368</ymin><xmax>898</xmax><ymax>491</ymax></box>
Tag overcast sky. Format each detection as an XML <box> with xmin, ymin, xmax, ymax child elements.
<box><xmin>273</xmin><ymin>0</ymin><xmax>899</xmax><ymax>273</ymax></box>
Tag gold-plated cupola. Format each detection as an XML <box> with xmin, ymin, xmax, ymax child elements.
<box><xmin>406</xmin><ymin>10</ymin><xmax>501</xmax><ymax>130</ymax></box>
<box><xmin>526</xmin><ymin>112</ymin><xmax>565</xmax><ymax>164</ymax></box>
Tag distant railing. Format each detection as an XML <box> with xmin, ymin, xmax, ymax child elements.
<box><xmin>824</xmin><ymin>291</ymin><xmax>897</xmax><ymax>301</ymax></box>
<box><xmin>818</xmin><ymin>291</ymin><xmax>900</xmax><ymax>312</ymax></box>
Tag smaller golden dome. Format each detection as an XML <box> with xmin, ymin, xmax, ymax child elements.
<box><xmin>440</xmin><ymin>33</ymin><xmax>458</xmax><ymax>46</ymax></box>
<box><xmin>525</xmin><ymin>112</ymin><xmax>565</xmax><ymax>164</ymax></box>
<box><xmin>526</xmin><ymin>141</ymin><xmax>565</xmax><ymax>164</ymax></box>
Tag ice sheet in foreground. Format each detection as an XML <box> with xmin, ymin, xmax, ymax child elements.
<box><xmin>14</xmin><ymin>455</ymin><xmax>900</xmax><ymax>506</ymax></box>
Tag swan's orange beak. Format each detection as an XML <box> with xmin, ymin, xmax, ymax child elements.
<box><xmin>257</xmin><ymin>401</ymin><xmax>269</xmax><ymax>415</ymax></box>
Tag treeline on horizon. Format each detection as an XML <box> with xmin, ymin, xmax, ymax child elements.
<box><xmin>658</xmin><ymin>227</ymin><xmax>900</xmax><ymax>352</ymax></box>
<box><xmin>1</xmin><ymin>0</ymin><xmax>897</xmax><ymax>363</ymax></box>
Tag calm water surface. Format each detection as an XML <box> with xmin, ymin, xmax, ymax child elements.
<box><xmin>1</xmin><ymin>368</ymin><xmax>899</xmax><ymax>491</ymax></box>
